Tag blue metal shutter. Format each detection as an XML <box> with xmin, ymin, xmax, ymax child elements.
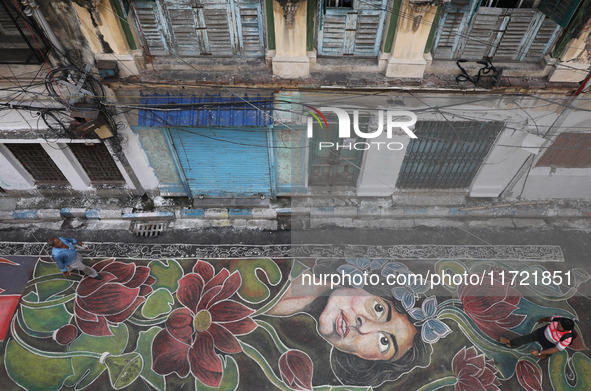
<box><xmin>138</xmin><ymin>94</ymin><xmax>274</xmax><ymax>198</ymax></box>
<box><xmin>169</xmin><ymin>128</ymin><xmax>271</xmax><ymax>197</ymax></box>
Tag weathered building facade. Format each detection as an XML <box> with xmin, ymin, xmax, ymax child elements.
<box><xmin>1</xmin><ymin>0</ymin><xmax>591</xmax><ymax>228</ymax></box>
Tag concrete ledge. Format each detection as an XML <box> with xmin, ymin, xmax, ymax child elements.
<box><xmin>512</xmin><ymin>218</ymin><xmax>548</xmax><ymax>228</ymax></box>
<box><xmin>85</xmin><ymin>209</ymin><xmax>99</xmax><ymax>219</ymax></box>
<box><xmin>272</xmin><ymin>55</ymin><xmax>310</xmax><ymax>78</ymax></box>
<box><xmin>14</xmin><ymin>210</ymin><xmax>37</xmax><ymax>220</ymax></box>
<box><xmin>121</xmin><ymin>212</ymin><xmax>175</xmax><ymax>220</ymax></box>
<box><xmin>251</xmin><ymin>208</ymin><xmax>276</xmax><ymax>219</ymax></box>
<box><xmin>205</xmin><ymin>209</ymin><xmax>229</xmax><ymax>220</ymax></box>
<box><xmin>60</xmin><ymin>208</ymin><xmax>87</xmax><ymax>218</ymax></box>
<box><xmin>97</xmin><ymin>210</ymin><xmax>123</xmax><ymax>220</ymax></box>
<box><xmin>0</xmin><ymin>211</ymin><xmax>14</xmax><ymax>221</ymax></box>
<box><xmin>246</xmin><ymin>219</ymin><xmax>278</xmax><ymax>230</ymax></box>
<box><xmin>179</xmin><ymin>208</ymin><xmax>205</xmax><ymax>219</ymax></box>
<box><xmin>414</xmin><ymin>219</ymin><xmax>465</xmax><ymax>228</ymax></box>
<box><xmin>37</xmin><ymin>209</ymin><xmax>62</xmax><ymax>220</ymax></box>
<box><xmin>310</xmin><ymin>217</ymin><xmax>355</xmax><ymax>228</ymax></box>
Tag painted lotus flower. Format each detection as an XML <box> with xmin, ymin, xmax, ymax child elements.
<box><xmin>458</xmin><ymin>270</ymin><xmax>525</xmax><ymax>340</ymax></box>
<box><xmin>516</xmin><ymin>359</ymin><xmax>543</xmax><ymax>391</ymax></box>
<box><xmin>278</xmin><ymin>350</ymin><xmax>313</xmax><ymax>391</ymax></box>
<box><xmin>452</xmin><ymin>346</ymin><xmax>500</xmax><ymax>391</ymax></box>
<box><xmin>74</xmin><ymin>259</ymin><xmax>155</xmax><ymax>336</ymax></box>
<box><xmin>152</xmin><ymin>260</ymin><xmax>256</xmax><ymax>387</ymax></box>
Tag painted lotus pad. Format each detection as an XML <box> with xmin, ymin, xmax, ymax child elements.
<box><xmin>0</xmin><ymin>255</ymin><xmax>589</xmax><ymax>391</ymax></box>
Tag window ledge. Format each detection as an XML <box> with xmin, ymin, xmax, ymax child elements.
<box><xmin>426</xmin><ymin>58</ymin><xmax>552</xmax><ymax>79</ymax></box>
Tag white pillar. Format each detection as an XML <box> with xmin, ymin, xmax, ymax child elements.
<box><xmin>41</xmin><ymin>143</ymin><xmax>92</xmax><ymax>190</ymax></box>
<box><xmin>357</xmin><ymin>134</ymin><xmax>408</xmax><ymax>196</ymax></box>
<box><xmin>272</xmin><ymin>0</ymin><xmax>311</xmax><ymax>78</ymax></box>
<box><xmin>0</xmin><ymin>144</ymin><xmax>36</xmax><ymax>190</ymax></box>
<box><xmin>385</xmin><ymin>1</ymin><xmax>438</xmax><ymax>79</ymax></box>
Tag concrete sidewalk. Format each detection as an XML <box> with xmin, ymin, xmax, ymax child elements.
<box><xmin>1</xmin><ymin>196</ymin><xmax>590</xmax><ymax>231</ymax></box>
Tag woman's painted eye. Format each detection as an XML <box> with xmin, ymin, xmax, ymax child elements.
<box><xmin>378</xmin><ymin>332</ymin><xmax>390</xmax><ymax>353</ymax></box>
<box><xmin>373</xmin><ymin>300</ymin><xmax>384</xmax><ymax>316</ymax></box>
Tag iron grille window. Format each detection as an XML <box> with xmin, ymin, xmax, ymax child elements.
<box><xmin>69</xmin><ymin>143</ymin><xmax>125</xmax><ymax>184</ymax></box>
<box><xmin>479</xmin><ymin>0</ymin><xmax>536</xmax><ymax>7</ymax></box>
<box><xmin>326</xmin><ymin>0</ymin><xmax>353</xmax><ymax>7</ymax></box>
<box><xmin>0</xmin><ymin>0</ymin><xmax>45</xmax><ymax>64</ymax></box>
<box><xmin>535</xmin><ymin>133</ymin><xmax>591</xmax><ymax>168</ymax></box>
<box><xmin>396</xmin><ymin>121</ymin><xmax>503</xmax><ymax>189</ymax></box>
<box><xmin>5</xmin><ymin>143</ymin><xmax>68</xmax><ymax>184</ymax></box>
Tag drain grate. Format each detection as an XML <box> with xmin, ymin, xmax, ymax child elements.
<box><xmin>131</xmin><ymin>221</ymin><xmax>169</xmax><ymax>237</ymax></box>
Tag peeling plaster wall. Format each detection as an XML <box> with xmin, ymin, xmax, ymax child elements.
<box><xmin>560</xmin><ymin>11</ymin><xmax>591</xmax><ymax>63</ymax></box>
<box><xmin>40</xmin><ymin>1</ymin><xmax>95</xmax><ymax>65</ymax></box>
<box><xmin>391</xmin><ymin>2</ymin><xmax>437</xmax><ymax>60</ymax></box>
<box><xmin>273</xmin><ymin>1</ymin><xmax>308</xmax><ymax>57</ymax></box>
<box><xmin>72</xmin><ymin>1</ymin><xmax>132</xmax><ymax>55</ymax></box>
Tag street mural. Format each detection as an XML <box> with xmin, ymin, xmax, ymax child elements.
<box><xmin>1</xmin><ymin>255</ymin><xmax>591</xmax><ymax>390</ymax></box>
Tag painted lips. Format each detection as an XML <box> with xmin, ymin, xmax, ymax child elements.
<box><xmin>336</xmin><ymin>312</ymin><xmax>349</xmax><ymax>339</ymax></box>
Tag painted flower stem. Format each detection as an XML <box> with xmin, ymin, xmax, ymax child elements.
<box><xmin>416</xmin><ymin>376</ymin><xmax>457</xmax><ymax>391</ymax></box>
<box><xmin>128</xmin><ymin>315</ymin><xmax>168</xmax><ymax>327</ymax></box>
<box><xmin>20</xmin><ymin>293</ymin><xmax>76</xmax><ymax>308</ymax></box>
<box><xmin>25</xmin><ymin>273</ymin><xmax>82</xmax><ymax>287</ymax></box>
<box><xmin>256</xmin><ymin>320</ymin><xmax>289</xmax><ymax>353</ymax></box>
<box><xmin>438</xmin><ymin>306</ymin><xmax>521</xmax><ymax>360</ymax></box>
<box><xmin>313</xmin><ymin>386</ymin><xmax>374</xmax><ymax>390</ymax></box>
<box><xmin>437</xmin><ymin>298</ymin><xmax>461</xmax><ymax>310</ymax></box>
<box><xmin>252</xmin><ymin>276</ymin><xmax>291</xmax><ymax>318</ymax></box>
<box><xmin>239</xmin><ymin>341</ymin><xmax>294</xmax><ymax>391</ymax></box>
<box><xmin>10</xmin><ymin>313</ymin><xmax>101</xmax><ymax>359</ymax></box>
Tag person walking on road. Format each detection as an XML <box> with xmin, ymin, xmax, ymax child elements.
<box><xmin>500</xmin><ymin>316</ymin><xmax>576</xmax><ymax>359</ymax></box>
<box><xmin>47</xmin><ymin>236</ymin><xmax>102</xmax><ymax>280</ymax></box>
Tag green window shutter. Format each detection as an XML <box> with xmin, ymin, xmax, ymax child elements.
<box><xmin>538</xmin><ymin>0</ymin><xmax>583</xmax><ymax>28</ymax></box>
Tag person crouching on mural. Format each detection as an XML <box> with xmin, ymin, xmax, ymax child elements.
<box><xmin>500</xmin><ymin>316</ymin><xmax>577</xmax><ymax>359</ymax></box>
<box><xmin>47</xmin><ymin>236</ymin><xmax>102</xmax><ymax>280</ymax></box>
<box><xmin>267</xmin><ymin>261</ymin><xmax>430</xmax><ymax>387</ymax></box>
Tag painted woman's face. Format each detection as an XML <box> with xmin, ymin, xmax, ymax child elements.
<box><xmin>317</xmin><ymin>288</ymin><xmax>417</xmax><ymax>361</ymax></box>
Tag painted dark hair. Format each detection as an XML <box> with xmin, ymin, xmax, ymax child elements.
<box><xmin>309</xmin><ymin>260</ymin><xmax>432</xmax><ymax>387</ymax></box>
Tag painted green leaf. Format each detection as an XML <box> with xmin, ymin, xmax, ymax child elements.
<box><xmin>104</xmin><ymin>352</ymin><xmax>144</xmax><ymax>389</ymax></box>
<box><xmin>549</xmin><ymin>351</ymin><xmax>591</xmax><ymax>390</ymax></box>
<box><xmin>142</xmin><ymin>288</ymin><xmax>174</xmax><ymax>319</ymax></box>
<box><xmin>20</xmin><ymin>296</ymin><xmax>72</xmax><ymax>333</ymax></box>
<box><xmin>5</xmin><ymin>339</ymin><xmax>74</xmax><ymax>391</ymax></box>
<box><xmin>434</xmin><ymin>260</ymin><xmax>467</xmax><ymax>292</ymax></box>
<box><xmin>149</xmin><ymin>259</ymin><xmax>184</xmax><ymax>293</ymax></box>
<box><xmin>34</xmin><ymin>260</ymin><xmax>74</xmax><ymax>301</ymax></box>
<box><xmin>229</xmin><ymin>258</ymin><xmax>282</xmax><ymax>304</ymax></box>
<box><xmin>195</xmin><ymin>356</ymin><xmax>239</xmax><ymax>391</ymax></box>
<box><xmin>64</xmin><ymin>323</ymin><xmax>129</xmax><ymax>389</ymax></box>
<box><xmin>135</xmin><ymin>327</ymin><xmax>165</xmax><ymax>391</ymax></box>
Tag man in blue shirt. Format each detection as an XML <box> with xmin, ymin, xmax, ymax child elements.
<box><xmin>47</xmin><ymin>237</ymin><xmax>102</xmax><ymax>280</ymax></box>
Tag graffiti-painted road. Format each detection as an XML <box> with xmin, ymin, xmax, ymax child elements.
<box><xmin>1</xmin><ymin>242</ymin><xmax>590</xmax><ymax>390</ymax></box>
